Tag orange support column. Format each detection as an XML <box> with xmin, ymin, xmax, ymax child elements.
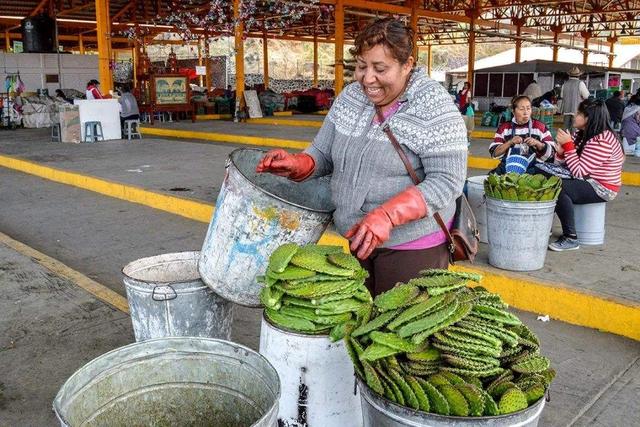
<box><xmin>198</xmin><ymin>38</ymin><xmax>203</xmax><ymax>87</ymax></box>
<box><xmin>95</xmin><ymin>0</ymin><xmax>113</xmax><ymax>93</ymax></box>
<box><xmin>607</xmin><ymin>35</ymin><xmax>617</xmax><ymax>69</ymax></box>
<box><xmin>334</xmin><ymin>0</ymin><xmax>344</xmax><ymax>95</ymax></box>
<box><xmin>79</xmin><ymin>34</ymin><xmax>85</xmax><ymax>54</ymax></box>
<box><xmin>427</xmin><ymin>44</ymin><xmax>432</xmax><ymax>77</ymax></box>
<box><xmin>5</xmin><ymin>31</ymin><xmax>10</xmax><ymax>52</ymax></box>
<box><xmin>410</xmin><ymin>0</ymin><xmax>418</xmax><ymax>59</ymax></box>
<box><xmin>234</xmin><ymin>0</ymin><xmax>245</xmax><ymax>120</ymax></box>
<box><xmin>550</xmin><ymin>25</ymin><xmax>561</xmax><ymax>62</ymax></box>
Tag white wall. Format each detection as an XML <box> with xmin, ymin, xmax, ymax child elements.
<box><xmin>0</xmin><ymin>53</ymin><xmax>98</xmax><ymax>93</ymax></box>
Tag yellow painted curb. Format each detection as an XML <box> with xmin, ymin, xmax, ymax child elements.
<box><xmin>140</xmin><ymin>126</ymin><xmax>309</xmax><ymax>150</ymax></box>
<box><xmin>273</xmin><ymin>111</ymin><xmax>293</xmax><ymax>116</ymax></box>
<box><xmin>1</xmin><ymin>153</ymin><xmax>639</xmax><ymax>340</ymax></box>
<box><xmin>471</xmin><ymin>130</ymin><xmax>495</xmax><ymax>139</ymax></box>
<box><xmin>247</xmin><ymin>118</ymin><xmax>322</xmax><ymax>128</ymax></box>
<box><xmin>0</xmin><ymin>154</ymin><xmax>213</xmax><ymax>223</ymax></box>
<box><xmin>468</xmin><ymin>156</ymin><xmax>499</xmax><ymax>170</ymax></box>
<box><xmin>0</xmin><ymin>231</ymin><xmax>129</xmax><ymax>313</ymax></box>
<box><xmin>452</xmin><ymin>264</ymin><xmax>640</xmax><ymax>341</ymax></box>
<box><xmin>313</xmin><ymin>110</ymin><xmax>329</xmax><ymax>115</ymax></box>
<box><xmin>195</xmin><ymin>114</ymin><xmax>233</xmax><ymax>120</ymax></box>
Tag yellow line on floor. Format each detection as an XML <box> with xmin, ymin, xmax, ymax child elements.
<box><xmin>273</xmin><ymin>111</ymin><xmax>293</xmax><ymax>116</ymax></box>
<box><xmin>2</xmin><ymin>153</ymin><xmax>640</xmax><ymax>339</ymax></box>
<box><xmin>471</xmin><ymin>130</ymin><xmax>495</xmax><ymax>139</ymax></box>
<box><xmin>0</xmin><ymin>154</ymin><xmax>213</xmax><ymax>223</ymax></box>
<box><xmin>0</xmin><ymin>231</ymin><xmax>129</xmax><ymax>313</ymax></box>
<box><xmin>247</xmin><ymin>118</ymin><xmax>323</xmax><ymax>128</ymax></box>
<box><xmin>194</xmin><ymin>114</ymin><xmax>233</xmax><ymax>120</ymax></box>
<box><xmin>140</xmin><ymin>126</ymin><xmax>308</xmax><ymax>150</ymax></box>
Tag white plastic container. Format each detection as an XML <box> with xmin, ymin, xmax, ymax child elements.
<box><xmin>259</xmin><ymin>314</ymin><xmax>362</xmax><ymax>427</ymax></box>
<box><xmin>574</xmin><ymin>202</ymin><xmax>606</xmax><ymax>245</ymax></box>
<box><xmin>466</xmin><ymin>175</ymin><xmax>489</xmax><ymax>243</ymax></box>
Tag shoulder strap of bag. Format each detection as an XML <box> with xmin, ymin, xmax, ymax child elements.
<box><xmin>375</xmin><ymin>106</ymin><xmax>454</xmax><ymax>247</ymax></box>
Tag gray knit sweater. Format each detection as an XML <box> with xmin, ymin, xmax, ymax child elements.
<box><xmin>305</xmin><ymin>68</ymin><xmax>468</xmax><ymax>247</ymax></box>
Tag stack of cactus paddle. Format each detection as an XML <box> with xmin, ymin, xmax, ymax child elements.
<box><xmin>343</xmin><ymin>269</ymin><xmax>555</xmax><ymax>416</ymax></box>
<box><xmin>258</xmin><ymin>243</ymin><xmax>372</xmax><ymax>335</ymax></box>
<box><xmin>484</xmin><ymin>173</ymin><xmax>562</xmax><ymax>202</ymax></box>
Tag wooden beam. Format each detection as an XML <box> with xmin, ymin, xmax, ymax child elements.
<box><xmin>467</xmin><ymin>21</ymin><xmax>475</xmax><ymax>87</ymax></box>
<box><xmin>515</xmin><ymin>25</ymin><xmax>522</xmax><ymax>63</ymax></box>
<box><xmin>57</xmin><ymin>2</ymin><xmax>93</xmax><ymax>17</ymax></box>
<box><xmin>95</xmin><ymin>0</ymin><xmax>112</xmax><ymax>93</ymax></box>
<box><xmin>234</xmin><ymin>0</ymin><xmax>244</xmax><ymax>120</ymax></box>
<box><xmin>112</xmin><ymin>3</ymin><xmax>133</xmax><ymax>21</ymax></box>
<box><xmin>427</xmin><ymin>44</ymin><xmax>432</xmax><ymax>77</ymax></box>
<box><xmin>410</xmin><ymin>0</ymin><xmax>418</xmax><ymax>59</ymax></box>
<box><xmin>5</xmin><ymin>31</ymin><xmax>10</xmax><ymax>52</ymax></box>
<box><xmin>581</xmin><ymin>31</ymin><xmax>591</xmax><ymax>65</ymax></box>
<box><xmin>607</xmin><ymin>35</ymin><xmax>617</xmax><ymax>69</ymax></box>
<box><xmin>335</xmin><ymin>0</ymin><xmax>345</xmax><ymax>94</ymax></box>
<box><xmin>30</xmin><ymin>0</ymin><xmax>50</xmax><ymax>16</ymax></box>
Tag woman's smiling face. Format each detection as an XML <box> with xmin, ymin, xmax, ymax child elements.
<box><xmin>355</xmin><ymin>44</ymin><xmax>413</xmax><ymax>107</ymax></box>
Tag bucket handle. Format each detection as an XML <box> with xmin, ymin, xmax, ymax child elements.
<box><xmin>151</xmin><ymin>284</ymin><xmax>178</xmax><ymax>301</ymax></box>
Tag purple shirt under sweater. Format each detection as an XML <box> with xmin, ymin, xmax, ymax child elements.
<box><xmin>374</xmin><ymin>101</ymin><xmax>451</xmax><ymax>250</ymax></box>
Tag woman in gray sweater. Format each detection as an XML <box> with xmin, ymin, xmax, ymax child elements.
<box><xmin>257</xmin><ymin>18</ymin><xmax>467</xmax><ymax>295</ymax></box>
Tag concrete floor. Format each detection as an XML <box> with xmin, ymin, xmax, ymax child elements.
<box><xmin>0</xmin><ymin>124</ymin><xmax>639</xmax><ymax>426</ymax></box>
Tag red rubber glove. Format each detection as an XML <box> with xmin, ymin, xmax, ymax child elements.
<box><xmin>345</xmin><ymin>186</ymin><xmax>428</xmax><ymax>260</ymax></box>
<box><xmin>255</xmin><ymin>149</ymin><xmax>316</xmax><ymax>182</ymax></box>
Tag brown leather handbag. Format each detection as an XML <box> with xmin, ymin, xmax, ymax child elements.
<box><xmin>376</xmin><ymin>107</ymin><xmax>479</xmax><ymax>263</ymax></box>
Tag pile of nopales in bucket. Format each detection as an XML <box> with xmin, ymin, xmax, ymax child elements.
<box><xmin>484</xmin><ymin>173</ymin><xmax>562</xmax><ymax>202</ymax></box>
<box><xmin>259</xmin><ymin>244</ymin><xmax>555</xmax><ymax>417</ymax></box>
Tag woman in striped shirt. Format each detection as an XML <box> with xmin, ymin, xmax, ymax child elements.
<box><xmin>549</xmin><ymin>99</ymin><xmax>625</xmax><ymax>251</ymax></box>
<box><xmin>489</xmin><ymin>95</ymin><xmax>556</xmax><ymax>174</ymax></box>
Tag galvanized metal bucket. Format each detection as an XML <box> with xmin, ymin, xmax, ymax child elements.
<box><xmin>53</xmin><ymin>337</ymin><xmax>280</xmax><ymax>427</ymax></box>
<box><xmin>122</xmin><ymin>251</ymin><xmax>233</xmax><ymax>342</ymax></box>
<box><xmin>485</xmin><ymin>197</ymin><xmax>556</xmax><ymax>271</ymax></box>
<box><xmin>574</xmin><ymin>202</ymin><xmax>606</xmax><ymax>245</ymax></box>
<box><xmin>358</xmin><ymin>377</ymin><xmax>545</xmax><ymax>427</ymax></box>
<box><xmin>465</xmin><ymin>175</ymin><xmax>489</xmax><ymax>244</ymax></box>
<box><xmin>199</xmin><ymin>148</ymin><xmax>334</xmax><ymax>307</ymax></box>
<box><xmin>259</xmin><ymin>314</ymin><xmax>362</xmax><ymax>427</ymax></box>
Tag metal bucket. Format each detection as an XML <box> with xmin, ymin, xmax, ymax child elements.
<box><xmin>199</xmin><ymin>148</ymin><xmax>334</xmax><ymax>307</ymax></box>
<box><xmin>465</xmin><ymin>175</ymin><xmax>489</xmax><ymax>243</ymax></box>
<box><xmin>574</xmin><ymin>202</ymin><xmax>606</xmax><ymax>245</ymax></box>
<box><xmin>259</xmin><ymin>314</ymin><xmax>362</xmax><ymax>427</ymax></box>
<box><xmin>486</xmin><ymin>197</ymin><xmax>556</xmax><ymax>271</ymax></box>
<box><xmin>53</xmin><ymin>337</ymin><xmax>280</xmax><ymax>427</ymax></box>
<box><xmin>122</xmin><ymin>251</ymin><xmax>233</xmax><ymax>342</ymax></box>
<box><xmin>358</xmin><ymin>377</ymin><xmax>545</xmax><ymax>427</ymax></box>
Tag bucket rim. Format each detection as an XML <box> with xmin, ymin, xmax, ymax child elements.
<box><xmin>53</xmin><ymin>337</ymin><xmax>281</xmax><ymax>425</ymax></box>
<box><xmin>229</xmin><ymin>148</ymin><xmax>335</xmax><ymax>214</ymax></box>
<box><xmin>485</xmin><ymin>195</ymin><xmax>557</xmax><ymax>207</ymax></box>
<box><xmin>356</xmin><ymin>376</ymin><xmax>546</xmax><ymax>424</ymax></box>
<box><xmin>466</xmin><ymin>175</ymin><xmax>489</xmax><ymax>184</ymax></box>
<box><xmin>121</xmin><ymin>251</ymin><xmax>203</xmax><ymax>288</ymax></box>
<box><xmin>262</xmin><ymin>311</ymin><xmax>331</xmax><ymax>338</ymax></box>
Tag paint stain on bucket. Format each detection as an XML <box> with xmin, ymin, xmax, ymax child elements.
<box><xmin>280</xmin><ymin>211</ymin><xmax>300</xmax><ymax>231</ymax></box>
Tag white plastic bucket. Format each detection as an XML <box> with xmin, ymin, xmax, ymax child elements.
<box><xmin>259</xmin><ymin>314</ymin><xmax>362</xmax><ymax>427</ymax></box>
<box><xmin>486</xmin><ymin>197</ymin><xmax>556</xmax><ymax>271</ymax></box>
<box><xmin>465</xmin><ymin>175</ymin><xmax>489</xmax><ymax>243</ymax></box>
<box><xmin>574</xmin><ymin>202</ymin><xmax>606</xmax><ymax>245</ymax></box>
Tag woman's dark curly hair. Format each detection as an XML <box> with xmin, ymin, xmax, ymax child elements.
<box><xmin>349</xmin><ymin>18</ymin><xmax>414</xmax><ymax>64</ymax></box>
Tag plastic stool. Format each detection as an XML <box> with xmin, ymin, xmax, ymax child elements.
<box><xmin>83</xmin><ymin>121</ymin><xmax>104</xmax><ymax>143</ymax></box>
<box><xmin>51</xmin><ymin>123</ymin><xmax>61</xmax><ymax>142</ymax></box>
<box><xmin>124</xmin><ymin>119</ymin><xmax>142</xmax><ymax>140</ymax></box>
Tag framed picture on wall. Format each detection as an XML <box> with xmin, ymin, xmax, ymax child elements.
<box><xmin>153</xmin><ymin>75</ymin><xmax>188</xmax><ymax>105</ymax></box>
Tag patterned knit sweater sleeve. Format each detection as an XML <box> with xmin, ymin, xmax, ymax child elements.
<box><xmin>392</xmin><ymin>79</ymin><xmax>468</xmax><ymax>214</ymax></box>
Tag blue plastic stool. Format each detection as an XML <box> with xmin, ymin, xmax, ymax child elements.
<box><xmin>83</xmin><ymin>121</ymin><xmax>104</xmax><ymax>143</ymax></box>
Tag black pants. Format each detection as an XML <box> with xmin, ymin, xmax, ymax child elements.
<box><xmin>355</xmin><ymin>243</ymin><xmax>450</xmax><ymax>297</ymax></box>
<box><xmin>556</xmin><ymin>179</ymin><xmax>605</xmax><ymax>236</ymax></box>
<box><xmin>120</xmin><ymin>114</ymin><xmax>140</xmax><ymax>127</ymax></box>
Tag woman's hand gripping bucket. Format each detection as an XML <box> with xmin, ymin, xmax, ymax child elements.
<box><xmin>505</xmin><ymin>146</ymin><xmax>536</xmax><ymax>174</ymax></box>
